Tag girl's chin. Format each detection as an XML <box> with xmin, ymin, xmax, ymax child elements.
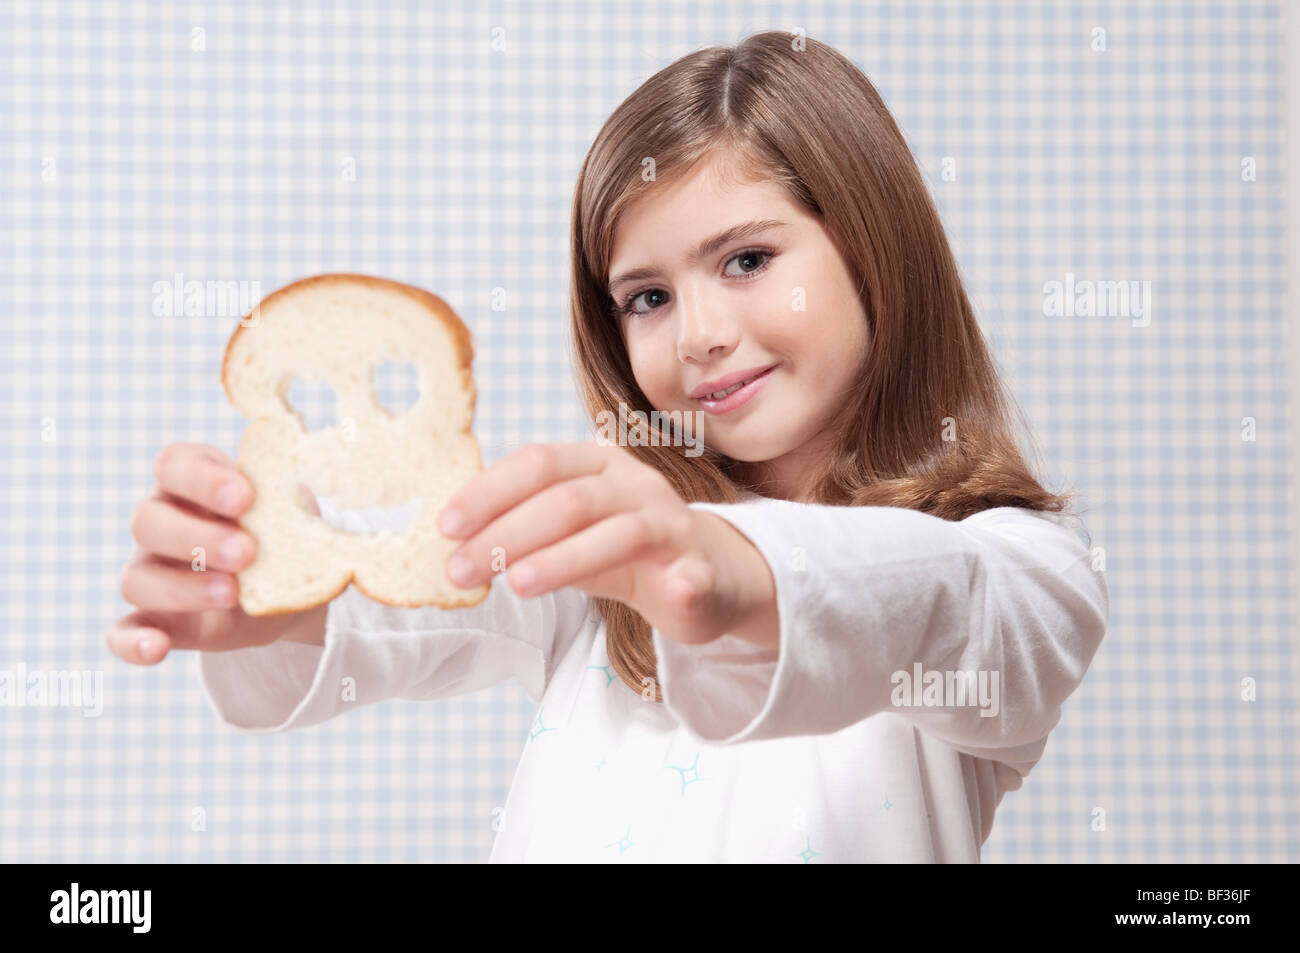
<box><xmin>711</xmin><ymin>440</ymin><xmax>789</xmax><ymax>465</ymax></box>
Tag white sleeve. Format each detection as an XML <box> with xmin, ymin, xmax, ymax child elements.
<box><xmin>652</xmin><ymin>499</ymin><xmax>1108</xmax><ymax>773</ymax></box>
<box><xmin>198</xmin><ymin>496</ymin><xmax>593</xmax><ymax>734</ymax></box>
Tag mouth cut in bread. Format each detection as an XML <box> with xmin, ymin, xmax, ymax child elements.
<box><xmin>221</xmin><ymin>273</ymin><xmax>490</xmax><ymax>616</ymax></box>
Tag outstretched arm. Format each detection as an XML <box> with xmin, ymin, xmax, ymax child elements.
<box><xmin>653</xmin><ymin>499</ymin><xmax>1109</xmax><ymax>775</ymax></box>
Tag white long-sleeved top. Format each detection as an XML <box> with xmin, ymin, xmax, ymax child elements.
<box><xmin>199</xmin><ymin>493</ymin><xmax>1108</xmax><ymax>862</ymax></box>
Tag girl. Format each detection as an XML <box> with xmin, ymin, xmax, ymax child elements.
<box><xmin>111</xmin><ymin>31</ymin><xmax>1108</xmax><ymax>862</ymax></box>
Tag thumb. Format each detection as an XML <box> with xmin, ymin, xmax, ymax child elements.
<box><xmin>660</xmin><ymin>554</ymin><xmax>731</xmax><ymax>642</ymax></box>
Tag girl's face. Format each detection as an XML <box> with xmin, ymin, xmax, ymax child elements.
<box><xmin>607</xmin><ymin>155</ymin><xmax>869</xmax><ymax>499</ymax></box>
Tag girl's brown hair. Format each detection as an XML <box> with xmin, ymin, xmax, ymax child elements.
<box><xmin>567</xmin><ymin>30</ymin><xmax>1075</xmax><ymax>701</ymax></box>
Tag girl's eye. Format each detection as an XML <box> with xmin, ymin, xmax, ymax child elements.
<box><xmin>722</xmin><ymin>248</ymin><xmax>771</xmax><ymax>278</ymax></box>
<box><xmin>616</xmin><ymin>248</ymin><xmax>775</xmax><ymax>318</ymax></box>
<box><xmin>620</xmin><ymin>288</ymin><xmax>669</xmax><ymax>316</ymax></box>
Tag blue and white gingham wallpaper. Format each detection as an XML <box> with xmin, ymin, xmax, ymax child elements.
<box><xmin>1</xmin><ymin>0</ymin><xmax>1294</xmax><ymax>862</ymax></box>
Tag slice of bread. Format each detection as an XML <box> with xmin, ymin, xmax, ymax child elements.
<box><xmin>222</xmin><ymin>274</ymin><xmax>490</xmax><ymax>616</ymax></box>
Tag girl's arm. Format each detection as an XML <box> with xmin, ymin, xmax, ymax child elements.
<box><xmin>652</xmin><ymin>499</ymin><xmax>1109</xmax><ymax>777</ymax></box>
<box><xmin>198</xmin><ymin>500</ymin><xmax>593</xmax><ymax>734</ymax></box>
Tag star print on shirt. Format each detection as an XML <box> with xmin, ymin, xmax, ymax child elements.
<box><xmin>796</xmin><ymin>835</ymin><xmax>821</xmax><ymax>864</ymax></box>
<box><xmin>585</xmin><ymin>663</ymin><xmax>615</xmax><ymax>687</ymax></box>
<box><xmin>528</xmin><ymin>705</ymin><xmax>558</xmax><ymax>742</ymax></box>
<box><xmin>604</xmin><ymin>824</ymin><xmax>635</xmax><ymax>856</ymax></box>
<box><xmin>663</xmin><ymin>752</ymin><xmax>708</xmax><ymax>796</ymax></box>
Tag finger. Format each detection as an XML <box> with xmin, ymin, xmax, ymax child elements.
<box><xmin>437</xmin><ymin>441</ymin><xmax>611</xmax><ymax>541</ymax></box>
<box><xmin>653</xmin><ymin>553</ymin><xmax>734</xmax><ymax>643</ymax></box>
<box><xmin>106</xmin><ymin>611</ymin><xmax>180</xmax><ymax>666</ymax></box>
<box><xmin>445</xmin><ymin>472</ymin><xmax>621</xmax><ymax>588</ymax></box>
<box><xmin>131</xmin><ymin>495</ymin><xmax>256</xmax><ymax>572</ymax></box>
<box><xmin>110</xmin><ymin>602</ymin><xmax>276</xmax><ymax>657</ymax></box>
<box><xmin>501</xmin><ymin>505</ymin><xmax>687</xmax><ymax>600</ymax></box>
<box><xmin>154</xmin><ymin>478</ymin><xmax>309</xmax><ymax>525</ymax></box>
<box><xmin>153</xmin><ymin>443</ymin><xmax>253</xmax><ymax>518</ymax></box>
<box><xmin>120</xmin><ymin>553</ymin><xmax>241</xmax><ymax>613</ymax></box>
<box><xmin>201</xmin><ymin>445</ymin><xmax>238</xmax><ymax>469</ymax></box>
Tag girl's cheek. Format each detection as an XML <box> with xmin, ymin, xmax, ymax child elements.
<box><xmin>648</xmin><ymin>326</ymin><xmax>684</xmax><ymax>395</ymax></box>
<box><xmin>627</xmin><ymin>339</ymin><xmax>675</xmax><ymax>406</ymax></box>
<box><xmin>754</xmin><ymin>306</ymin><xmax>807</xmax><ymax>350</ymax></box>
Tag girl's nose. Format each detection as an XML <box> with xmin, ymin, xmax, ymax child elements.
<box><xmin>675</xmin><ymin>287</ymin><xmax>739</xmax><ymax>365</ymax></box>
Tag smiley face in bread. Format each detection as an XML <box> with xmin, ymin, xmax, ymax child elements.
<box><xmin>221</xmin><ymin>274</ymin><xmax>490</xmax><ymax>615</ymax></box>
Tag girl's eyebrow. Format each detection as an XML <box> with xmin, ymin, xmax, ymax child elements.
<box><xmin>607</xmin><ymin>218</ymin><xmax>792</xmax><ymax>295</ymax></box>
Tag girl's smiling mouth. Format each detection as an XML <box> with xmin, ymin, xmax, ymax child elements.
<box><xmin>694</xmin><ymin>363</ymin><xmax>779</xmax><ymax>414</ymax></box>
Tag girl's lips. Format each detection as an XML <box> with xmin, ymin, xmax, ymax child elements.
<box><xmin>696</xmin><ymin>364</ymin><xmax>778</xmax><ymax>414</ymax></box>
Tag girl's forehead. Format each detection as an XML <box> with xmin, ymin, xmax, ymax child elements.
<box><xmin>612</xmin><ymin>176</ymin><xmax>795</xmax><ymax>254</ymax></box>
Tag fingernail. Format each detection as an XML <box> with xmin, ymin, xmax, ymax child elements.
<box><xmin>138</xmin><ymin>637</ymin><xmax>156</xmax><ymax>661</ymax></box>
<box><xmin>219</xmin><ymin>535</ymin><xmax>249</xmax><ymax>569</ymax></box>
<box><xmin>209</xmin><ymin>579</ymin><xmax>235</xmax><ymax>606</ymax></box>
<box><xmin>446</xmin><ymin>553</ymin><xmax>473</xmax><ymax>585</ymax></box>
<box><xmin>438</xmin><ymin>507</ymin><xmax>466</xmax><ymax>537</ymax></box>
<box><xmin>217</xmin><ymin>481</ymin><xmax>246</xmax><ymax>514</ymax></box>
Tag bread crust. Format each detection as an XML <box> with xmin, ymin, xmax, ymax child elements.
<box><xmin>221</xmin><ymin>273</ymin><xmax>476</xmax><ymax>411</ymax></box>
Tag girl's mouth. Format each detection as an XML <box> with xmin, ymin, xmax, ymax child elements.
<box><xmin>696</xmin><ymin>364</ymin><xmax>778</xmax><ymax>415</ymax></box>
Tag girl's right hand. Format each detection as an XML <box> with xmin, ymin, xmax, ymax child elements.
<box><xmin>107</xmin><ymin>442</ymin><xmax>325</xmax><ymax>666</ymax></box>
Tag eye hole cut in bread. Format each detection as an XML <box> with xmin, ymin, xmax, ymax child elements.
<box><xmin>221</xmin><ymin>274</ymin><xmax>490</xmax><ymax>616</ymax></box>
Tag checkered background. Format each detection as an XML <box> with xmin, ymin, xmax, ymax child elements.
<box><xmin>1</xmin><ymin>0</ymin><xmax>1294</xmax><ymax>862</ymax></box>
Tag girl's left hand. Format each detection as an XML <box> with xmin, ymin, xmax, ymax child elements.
<box><xmin>436</xmin><ymin>441</ymin><xmax>778</xmax><ymax>647</ymax></box>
